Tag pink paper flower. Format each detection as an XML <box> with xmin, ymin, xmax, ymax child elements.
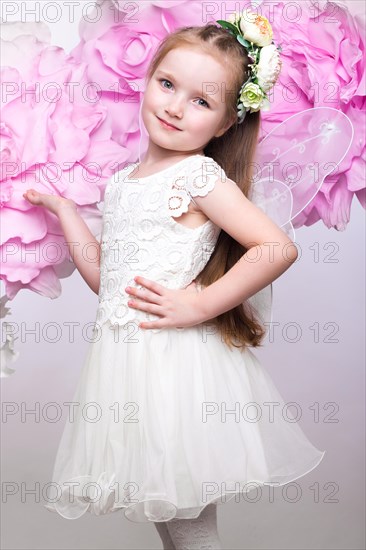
<box><xmin>0</xmin><ymin>1</ymin><xmax>364</xmax><ymax>376</ymax></box>
<box><xmin>71</xmin><ymin>0</ymin><xmax>204</xmax><ymax>154</ymax></box>
<box><xmin>1</xmin><ymin>0</ymin><xmax>364</xmax><ymax>304</ymax></box>
<box><xmin>255</xmin><ymin>0</ymin><xmax>365</xmax><ymax>229</ymax></box>
<box><xmin>0</xmin><ymin>22</ymin><xmax>128</xmax><ymax>301</ymax></box>
<box><xmin>80</xmin><ymin>0</ymin><xmax>364</xmax><ymax>230</ymax></box>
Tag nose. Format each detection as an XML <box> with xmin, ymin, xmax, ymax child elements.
<box><xmin>165</xmin><ymin>96</ymin><xmax>184</xmax><ymax>119</ymax></box>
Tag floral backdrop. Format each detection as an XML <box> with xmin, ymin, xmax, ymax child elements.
<box><xmin>0</xmin><ymin>0</ymin><xmax>365</xmax><ymax>374</ymax></box>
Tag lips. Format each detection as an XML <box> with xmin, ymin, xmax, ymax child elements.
<box><xmin>157</xmin><ymin>116</ymin><xmax>181</xmax><ymax>130</ymax></box>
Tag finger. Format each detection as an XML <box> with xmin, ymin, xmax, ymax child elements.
<box><xmin>128</xmin><ymin>300</ymin><xmax>163</xmax><ymax>316</ymax></box>
<box><xmin>128</xmin><ymin>287</ymin><xmax>162</xmax><ymax>305</ymax></box>
<box><xmin>135</xmin><ymin>276</ymin><xmax>164</xmax><ymax>296</ymax></box>
<box><xmin>139</xmin><ymin>320</ymin><xmax>166</xmax><ymax>330</ymax></box>
<box><xmin>23</xmin><ymin>190</ymin><xmax>41</xmax><ymax>204</ymax></box>
<box><xmin>24</xmin><ymin>195</ymin><xmax>38</xmax><ymax>205</ymax></box>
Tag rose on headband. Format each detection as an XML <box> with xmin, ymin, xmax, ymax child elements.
<box><xmin>228</xmin><ymin>10</ymin><xmax>273</xmax><ymax>48</ymax></box>
<box><xmin>217</xmin><ymin>12</ymin><xmax>282</xmax><ymax>122</ymax></box>
<box><xmin>239</xmin><ymin>10</ymin><xmax>273</xmax><ymax>47</ymax></box>
<box><xmin>256</xmin><ymin>44</ymin><xmax>282</xmax><ymax>91</ymax></box>
<box><xmin>239</xmin><ymin>82</ymin><xmax>270</xmax><ymax>113</ymax></box>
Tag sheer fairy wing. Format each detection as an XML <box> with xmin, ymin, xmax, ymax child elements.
<box><xmin>247</xmin><ymin>107</ymin><xmax>354</xmax><ymax>335</ymax></box>
<box><xmin>250</xmin><ymin>107</ymin><xmax>354</xmax><ymax>239</ymax></box>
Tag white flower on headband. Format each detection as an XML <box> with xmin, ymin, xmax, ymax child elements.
<box><xmin>239</xmin><ymin>82</ymin><xmax>268</xmax><ymax>113</ymax></box>
<box><xmin>217</xmin><ymin>10</ymin><xmax>282</xmax><ymax>123</ymax></box>
<box><xmin>256</xmin><ymin>44</ymin><xmax>282</xmax><ymax>92</ymax></box>
<box><xmin>239</xmin><ymin>10</ymin><xmax>273</xmax><ymax>47</ymax></box>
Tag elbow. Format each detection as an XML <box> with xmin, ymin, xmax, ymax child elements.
<box><xmin>89</xmin><ymin>280</ymin><xmax>100</xmax><ymax>296</ymax></box>
<box><xmin>284</xmin><ymin>241</ymin><xmax>299</xmax><ymax>264</ymax></box>
<box><xmin>94</xmin><ymin>276</ymin><xmax>101</xmax><ymax>296</ymax></box>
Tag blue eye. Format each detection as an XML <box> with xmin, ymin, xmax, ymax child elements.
<box><xmin>158</xmin><ymin>79</ymin><xmax>210</xmax><ymax>108</ymax></box>
<box><xmin>160</xmin><ymin>79</ymin><xmax>173</xmax><ymax>90</ymax></box>
<box><xmin>197</xmin><ymin>98</ymin><xmax>209</xmax><ymax>108</ymax></box>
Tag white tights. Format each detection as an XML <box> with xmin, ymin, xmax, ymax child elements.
<box><xmin>154</xmin><ymin>503</ymin><xmax>222</xmax><ymax>550</ymax></box>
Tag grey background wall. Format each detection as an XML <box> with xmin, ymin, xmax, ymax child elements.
<box><xmin>1</xmin><ymin>1</ymin><xmax>365</xmax><ymax>549</ymax></box>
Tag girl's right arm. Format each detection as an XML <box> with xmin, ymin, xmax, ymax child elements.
<box><xmin>23</xmin><ymin>189</ymin><xmax>101</xmax><ymax>295</ymax></box>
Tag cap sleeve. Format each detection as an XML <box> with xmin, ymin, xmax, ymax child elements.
<box><xmin>168</xmin><ymin>155</ymin><xmax>227</xmax><ymax>218</ymax></box>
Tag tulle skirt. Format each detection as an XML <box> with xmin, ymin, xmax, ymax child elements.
<box><xmin>44</xmin><ymin>319</ymin><xmax>325</xmax><ymax>522</ymax></box>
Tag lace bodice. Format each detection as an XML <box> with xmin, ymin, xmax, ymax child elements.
<box><xmin>95</xmin><ymin>154</ymin><xmax>227</xmax><ymax>332</ymax></box>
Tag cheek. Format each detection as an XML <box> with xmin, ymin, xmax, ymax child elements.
<box><xmin>141</xmin><ymin>92</ymin><xmax>156</xmax><ymax>120</ymax></box>
<box><xmin>142</xmin><ymin>84</ymin><xmax>157</xmax><ymax>106</ymax></box>
<box><xmin>140</xmin><ymin>100</ymin><xmax>152</xmax><ymax>129</ymax></box>
<box><xmin>142</xmin><ymin>91</ymin><xmax>153</xmax><ymax>109</ymax></box>
<box><xmin>189</xmin><ymin>115</ymin><xmax>216</xmax><ymax>134</ymax></box>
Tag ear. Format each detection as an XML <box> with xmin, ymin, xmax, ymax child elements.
<box><xmin>214</xmin><ymin>113</ymin><xmax>237</xmax><ymax>138</ymax></box>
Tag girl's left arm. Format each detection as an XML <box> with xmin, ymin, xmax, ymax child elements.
<box><xmin>128</xmin><ymin>177</ymin><xmax>298</xmax><ymax>328</ymax></box>
<box><xmin>189</xmin><ymin>177</ymin><xmax>298</xmax><ymax>322</ymax></box>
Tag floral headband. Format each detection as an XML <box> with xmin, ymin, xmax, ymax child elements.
<box><xmin>216</xmin><ymin>10</ymin><xmax>282</xmax><ymax>123</ymax></box>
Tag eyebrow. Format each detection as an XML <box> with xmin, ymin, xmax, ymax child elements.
<box><xmin>155</xmin><ymin>70</ymin><xmax>219</xmax><ymax>106</ymax></box>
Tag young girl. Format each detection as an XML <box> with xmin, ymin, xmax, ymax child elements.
<box><xmin>23</xmin><ymin>20</ymin><xmax>325</xmax><ymax>550</ymax></box>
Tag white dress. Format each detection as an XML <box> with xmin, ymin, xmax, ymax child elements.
<box><xmin>44</xmin><ymin>154</ymin><xmax>326</xmax><ymax>522</ymax></box>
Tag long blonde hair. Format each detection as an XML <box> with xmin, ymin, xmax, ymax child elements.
<box><xmin>146</xmin><ymin>23</ymin><xmax>266</xmax><ymax>350</ymax></box>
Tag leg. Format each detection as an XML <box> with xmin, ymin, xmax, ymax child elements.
<box><xmin>154</xmin><ymin>521</ymin><xmax>177</xmax><ymax>550</ymax></box>
<box><xmin>165</xmin><ymin>503</ymin><xmax>222</xmax><ymax>550</ymax></box>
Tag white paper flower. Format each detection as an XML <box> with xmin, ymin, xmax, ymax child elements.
<box><xmin>239</xmin><ymin>82</ymin><xmax>266</xmax><ymax>112</ymax></box>
<box><xmin>0</xmin><ymin>325</ymin><xmax>19</xmax><ymax>378</ymax></box>
<box><xmin>256</xmin><ymin>44</ymin><xmax>282</xmax><ymax>91</ymax></box>
<box><xmin>239</xmin><ymin>10</ymin><xmax>273</xmax><ymax>47</ymax></box>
